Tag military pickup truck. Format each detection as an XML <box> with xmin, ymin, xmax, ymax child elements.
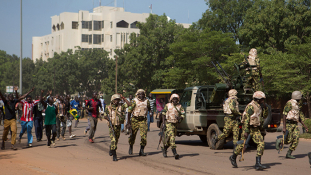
<box><xmin>157</xmin><ymin>61</ymin><xmax>281</xmax><ymax>149</ymax></box>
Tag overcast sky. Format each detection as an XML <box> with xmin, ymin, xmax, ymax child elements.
<box><xmin>0</xmin><ymin>0</ymin><xmax>208</xmax><ymax>59</ymax></box>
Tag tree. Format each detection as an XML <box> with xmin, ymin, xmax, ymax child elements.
<box><xmin>197</xmin><ymin>0</ymin><xmax>253</xmax><ymax>44</ymax></box>
<box><xmin>240</xmin><ymin>0</ymin><xmax>311</xmax><ymax>52</ymax></box>
<box><xmin>163</xmin><ymin>27</ymin><xmax>238</xmax><ymax>88</ymax></box>
<box><xmin>105</xmin><ymin>14</ymin><xmax>185</xmax><ymax>95</ymax></box>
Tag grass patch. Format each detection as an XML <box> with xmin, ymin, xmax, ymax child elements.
<box><xmin>300</xmin><ymin>133</ymin><xmax>311</xmax><ymax>139</ymax></box>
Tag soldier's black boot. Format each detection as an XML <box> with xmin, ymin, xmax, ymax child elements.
<box><xmin>286</xmin><ymin>149</ymin><xmax>296</xmax><ymax>159</ymax></box>
<box><xmin>172</xmin><ymin>148</ymin><xmax>179</xmax><ymax>159</ymax></box>
<box><xmin>139</xmin><ymin>145</ymin><xmax>147</xmax><ymax>156</ymax></box>
<box><xmin>109</xmin><ymin>145</ymin><xmax>112</xmax><ymax>156</ymax></box>
<box><xmin>129</xmin><ymin>145</ymin><xmax>133</xmax><ymax>155</ymax></box>
<box><xmin>255</xmin><ymin>156</ymin><xmax>266</xmax><ymax>170</ymax></box>
<box><xmin>229</xmin><ymin>154</ymin><xmax>238</xmax><ymax>168</ymax></box>
<box><xmin>162</xmin><ymin>146</ymin><xmax>168</xmax><ymax>158</ymax></box>
<box><xmin>112</xmin><ymin>150</ymin><xmax>118</xmax><ymax>161</ymax></box>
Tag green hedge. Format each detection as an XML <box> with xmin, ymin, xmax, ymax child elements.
<box><xmin>305</xmin><ymin>118</ymin><xmax>311</xmax><ymax>133</ymax></box>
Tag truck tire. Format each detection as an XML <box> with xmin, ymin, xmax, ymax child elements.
<box><xmin>199</xmin><ymin>135</ymin><xmax>207</xmax><ymax>143</ymax></box>
<box><xmin>262</xmin><ymin>104</ymin><xmax>272</xmax><ymax>129</ymax></box>
<box><xmin>207</xmin><ymin>124</ymin><xmax>225</xmax><ymax>150</ymax></box>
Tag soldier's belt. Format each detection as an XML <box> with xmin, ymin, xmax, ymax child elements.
<box><xmin>286</xmin><ymin>120</ymin><xmax>298</xmax><ymax>124</ymax></box>
<box><xmin>133</xmin><ymin>116</ymin><xmax>146</xmax><ymax>121</ymax></box>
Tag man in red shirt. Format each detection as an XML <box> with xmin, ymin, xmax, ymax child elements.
<box><xmin>86</xmin><ymin>93</ymin><xmax>103</xmax><ymax>143</ymax></box>
<box><xmin>18</xmin><ymin>88</ymin><xmax>39</xmax><ymax>147</ymax></box>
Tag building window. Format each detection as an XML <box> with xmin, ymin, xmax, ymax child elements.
<box><xmin>93</xmin><ymin>21</ymin><xmax>102</xmax><ymax>30</ymax></box>
<box><xmin>110</xmin><ymin>49</ymin><xmax>112</xmax><ymax>55</ymax></box>
<box><xmin>61</xmin><ymin>22</ymin><xmax>64</xmax><ymax>30</ymax></box>
<box><xmin>110</xmin><ymin>21</ymin><xmax>113</xmax><ymax>28</ymax></box>
<box><xmin>88</xmin><ymin>21</ymin><xmax>92</xmax><ymax>30</ymax></box>
<box><xmin>88</xmin><ymin>35</ymin><xmax>92</xmax><ymax>44</ymax></box>
<box><xmin>101</xmin><ymin>34</ymin><xmax>104</xmax><ymax>43</ymax></box>
<box><xmin>93</xmin><ymin>34</ymin><xmax>101</xmax><ymax>44</ymax></box>
<box><xmin>52</xmin><ymin>25</ymin><xmax>56</xmax><ymax>31</ymax></box>
<box><xmin>102</xmin><ymin>20</ymin><xmax>104</xmax><ymax>29</ymax></box>
<box><xmin>110</xmin><ymin>35</ymin><xmax>112</xmax><ymax>42</ymax></box>
<box><xmin>82</xmin><ymin>34</ymin><xmax>88</xmax><ymax>42</ymax></box>
<box><xmin>82</xmin><ymin>21</ymin><xmax>88</xmax><ymax>29</ymax></box>
<box><xmin>130</xmin><ymin>21</ymin><xmax>138</xmax><ymax>28</ymax></box>
<box><xmin>116</xmin><ymin>20</ymin><xmax>129</xmax><ymax>28</ymax></box>
<box><xmin>72</xmin><ymin>21</ymin><xmax>78</xmax><ymax>29</ymax></box>
<box><xmin>57</xmin><ymin>23</ymin><xmax>60</xmax><ymax>30</ymax></box>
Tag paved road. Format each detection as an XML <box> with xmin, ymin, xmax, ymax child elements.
<box><xmin>0</xmin><ymin>119</ymin><xmax>310</xmax><ymax>175</ymax></box>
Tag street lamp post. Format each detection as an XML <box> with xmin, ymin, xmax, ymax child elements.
<box><xmin>115</xmin><ymin>56</ymin><xmax>118</xmax><ymax>94</ymax></box>
<box><xmin>20</xmin><ymin>0</ymin><xmax>22</xmax><ymax>94</ymax></box>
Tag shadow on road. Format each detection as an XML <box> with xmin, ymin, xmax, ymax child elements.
<box><xmin>55</xmin><ymin>144</ymin><xmax>78</xmax><ymax>148</ymax></box>
<box><xmin>278</xmin><ymin>153</ymin><xmax>308</xmax><ymax>159</ymax></box>
<box><xmin>179</xmin><ymin>153</ymin><xmax>199</xmax><ymax>158</ymax></box>
<box><xmin>176</xmin><ymin>140</ymin><xmax>207</xmax><ymax>147</ymax></box>
<box><xmin>0</xmin><ymin>153</ymin><xmax>16</xmax><ymax>159</ymax></box>
<box><xmin>241</xmin><ymin>162</ymin><xmax>282</xmax><ymax>171</ymax></box>
<box><xmin>118</xmin><ymin>151</ymin><xmax>162</xmax><ymax>160</ymax></box>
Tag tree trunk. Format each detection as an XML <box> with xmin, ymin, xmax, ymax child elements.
<box><xmin>307</xmin><ymin>92</ymin><xmax>311</xmax><ymax>118</ymax></box>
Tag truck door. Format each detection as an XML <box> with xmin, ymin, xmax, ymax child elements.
<box><xmin>178</xmin><ymin>90</ymin><xmax>193</xmax><ymax>130</ymax></box>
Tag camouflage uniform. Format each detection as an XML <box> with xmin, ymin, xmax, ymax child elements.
<box><xmin>217</xmin><ymin>96</ymin><xmax>241</xmax><ymax>145</ymax></box>
<box><xmin>104</xmin><ymin>103</ymin><xmax>127</xmax><ymax>150</ymax></box>
<box><xmin>128</xmin><ymin>98</ymin><xmax>150</xmax><ymax>146</ymax></box>
<box><xmin>162</xmin><ymin>103</ymin><xmax>185</xmax><ymax>149</ymax></box>
<box><xmin>282</xmin><ymin>100</ymin><xmax>305</xmax><ymax>151</ymax></box>
<box><xmin>242</xmin><ymin>48</ymin><xmax>262</xmax><ymax>91</ymax></box>
<box><xmin>234</xmin><ymin>100</ymin><xmax>268</xmax><ymax>157</ymax></box>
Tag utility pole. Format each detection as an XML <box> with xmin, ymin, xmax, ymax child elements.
<box><xmin>20</xmin><ymin>0</ymin><xmax>22</xmax><ymax>94</ymax></box>
<box><xmin>115</xmin><ymin>56</ymin><xmax>118</xmax><ymax>93</ymax></box>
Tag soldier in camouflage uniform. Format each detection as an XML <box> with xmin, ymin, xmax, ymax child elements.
<box><xmin>103</xmin><ymin>94</ymin><xmax>130</xmax><ymax>161</ymax></box>
<box><xmin>276</xmin><ymin>91</ymin><xmax>309</xmax><ymax>159</ymax></box>
<box><xmin>161</xmin><ymin>94</ymin><xmax>185</xmax><ymax>159</ymax></box>
<box><xmin>229</xmin><ymin>91</ymin><xmax>268</xmax><ymax>170</ymax></box>
<box><xmin>127</xmin><ymin>89</ymin><xmax>151</xmax><ymax>156</ymax></box>
<box><xmin>240</xmin><ymin>48</ymin><xmax>262</xmax><ymax>91</ymax></box>
<box><xmin>212</xmin><ymin>89</ymin><xmax>241</xmax><ymax>150</ymax></box>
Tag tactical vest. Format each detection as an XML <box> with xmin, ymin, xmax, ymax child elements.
<box><xmin>246</xmin><ymin>57</ymin><xmax>258</xmax><ymax>71</ymax></box>
<box><xmin>108</xmin><ymin>105</ymin><xmax>123</xmax><ymax>125</ymax></box>
<box><xmin>242</xmin><ymin>100</ymin><xmax>262</xmax><ymax>127</ymax></box>
<box><xmin>166</xmin><ymin>103</ymin><xmax>181</xmax><ymax>123</ymax></box>
<box><xmin>286</xmin><ymin>99</ymin><xmax>300</xmax><ymax>122</ymax></box>
<box><xmin>132</xmin><ymin>98</ymin><xmax>148</xmax><ymax>117</ymax></box>
<box><xmin>223</xmin><ymin>96</ymin><xmax>239</xmax><ymax>115</ymax></box>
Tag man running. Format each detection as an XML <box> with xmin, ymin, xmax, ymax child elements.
<box><xmin>86</xmin><ymin>92</ymin><xmax>103</xmax><ymax>143</ymax></box>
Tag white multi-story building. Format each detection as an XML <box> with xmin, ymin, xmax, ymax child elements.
<box><xmin>32</xmin><ymin>6</ymin><xmax>190</xmax><ymax>62</ymax></box>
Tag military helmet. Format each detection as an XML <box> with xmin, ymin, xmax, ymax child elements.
<box><xmin>135</xmin><ymin>89</ymin><xmax>145</xmax><ymax>96</ymax></box>
<box><xmin>292</xmin><ymin>91</ymin><xmax>302</xmax><ymax>100</ymax></box>
<box><xmin>253</xmin><ymin>91</ymin><xmax>266</xmax><ymax>99</ymax></box>
<box><xmin>228</xmin><ymin>89</ymin><xmax>238</xmax><ymax>97</ymax></box>
<box><xmin>169</xmin><ymin>93</ymin><xmax>180</xmax><ymax>102</ymax></box>
<box><xmin>249</xmin><ymin>48</ymin><xmax>257</xmax><ymax>56</ymax></box>
<box><xmin>111</xmin><ymin>94</ymin><xmax>121</xmax><ymax>101</ymax></box>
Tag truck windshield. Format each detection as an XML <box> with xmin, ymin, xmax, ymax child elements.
<box><xmin>180</xmin><ymin>90</ymin><xmax>192</xmax><ymax>108</ymax></box>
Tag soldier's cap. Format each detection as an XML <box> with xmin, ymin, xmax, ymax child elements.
<box><xmin>170</xmin><ymin>93</ymin><xmax>180</xmax><ymax>102</ymax></box>
<box><xmin>135</xmin><ymin>89</ymin><xmax>145</xmax><ymax>96</ymax></box>
<box><xmin>111</xmin><ymin>94</ymin><xmax>121</xmax><ymax>101</ymax></box>
<box><xmin>228</xmin><ymin>89</ymin><xmax>238</xmax><ymax>97</ymax></box>
<box><xmin>292</xmin><ymin>91</ymin><xmax>302</xmax><ymax>100</ymax></box>
<box><xmin>253</xmin><ymin>91</ymin><xmax>266</xmax><ymax>99</ymax></box>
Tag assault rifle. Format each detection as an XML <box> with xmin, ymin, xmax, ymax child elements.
<box><xmin>157</xmin><ymin>114</ymin><xmax>167</xmax><ymax>150</ymax></box>
<box><xmin>237</xmin><ymin>134</ymin><xmax>252</xmax><ymax>162</ymax></box>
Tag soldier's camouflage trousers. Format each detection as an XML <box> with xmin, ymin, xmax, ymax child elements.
<box><xmin>128</xmin><ymin>117</ymin><xmax>147</xmax><ymax>146</ymax></box>
<box><xmin>284</xmin><ymin>123</ymin><xmax>299</xmax><ymax>151</ymax></box>
<box><xmin>246</xmin><ymin>71</ymin><xmax>261</xmax><ymax>91</ymax></box>
<box><xmin>109</xmin><ymin>125</ymin><xmax>121</xmax><ymax>150</ymax></box>
<box><xmin>235</xmin><ymin>127</ymin><xmax>264</xmax><ymax>157</ymax></box>
<box><xmin>217</xmin><ymin>116</ymin><xmax>239</xmax><ymax>145</ymax></box>
<box><xmin>165</xmin><ymin>122</ymin><xmax>178</xmax><ymax>149</ymax></box>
